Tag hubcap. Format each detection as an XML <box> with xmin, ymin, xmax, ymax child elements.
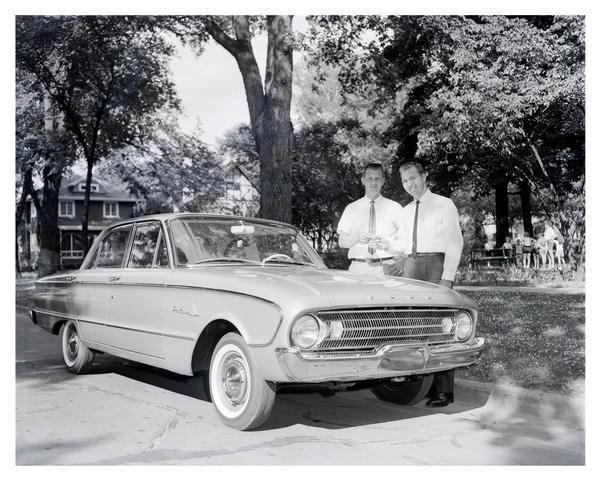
<box><xmin>220</xmin><ymin>352</ymin><xmax>248</xmax><ymax>407</ymax></box>
<box><xmin>66</xmin><ymin>325</ymin><xmax>79</xmax><ymax>361</ymax></box>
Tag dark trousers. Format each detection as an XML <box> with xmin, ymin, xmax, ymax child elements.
<box><xmin>402</xmin><ymin>254</ymin><xmax>454</xmax><ymax>395</ymax></box>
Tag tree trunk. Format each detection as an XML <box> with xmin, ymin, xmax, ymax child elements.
<box><xmin>494</xmin><ymin>181</ymin><xmax>510</xmax><ymax>247</ymax></box>
<box><xmin>35</xmin><ymin>94</ymin><xmax>68</xmax><ymax>276</ymax></box>
<box><xmin>36</xmin><ymin>162</ymin><xmax>64</xmax><ymax>276</ymax></box>
<box><xmin>519</xmin><ymin>180</ymin><xmax>533</xmax><ymax>236</ymax></box>
<box><xmin>81</xmin><ymin>160</ymin><xmax>95</xmax><ymax>255</ymax></box>
<box><xmin>390</xmin><ymin>129</ymin><xmax>418</xmax><ymax>205</ymax></box>
<box><xmin>16</xmin><ymin>167</ymin><xmax>33</xmax><ymax>276</ymax></box>
<box><xmin>206</xmin><ymin>15</ymin><xmax>294</xmax><ymax>223</ymax></box>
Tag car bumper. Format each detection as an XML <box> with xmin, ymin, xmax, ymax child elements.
<box><xmin>275</xmin><ymin>337</ymin><xmax>485</xmax><ymax>382</ymax></box>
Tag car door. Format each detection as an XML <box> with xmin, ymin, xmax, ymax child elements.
<box><xmin>68</xmin><ymin>225</ymin><xmax>133</xmax><ymax>349</ymax></box>
<box><xmin>104</xmin><ymin>221</ymin><xmax>171</xmax><ymax>362</ymax></box>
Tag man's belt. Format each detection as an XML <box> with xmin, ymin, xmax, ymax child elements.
<box><xmin>408</xmin><ymin>252</ymin><xmax>445</xmax><ymax>258</ymax></box>
<box><xmin>350</xmin><ymin>257</ymin><xmax>395</xmax><ymax>264</ymax></box>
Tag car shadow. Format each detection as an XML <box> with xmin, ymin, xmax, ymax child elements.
<box><xmin>257</xmin><ymin>383</ymin><xmax>491</xmax><ymax>430</ymax></box>
<box><xmin>90</xmin><ymin>354</ymin><xmax>490</xmax><ymax>430</ymax></box>
<box><xmin>91</xmin><ymin>354</ymin><xmax>212</xmax><ymax>401</ymax></box>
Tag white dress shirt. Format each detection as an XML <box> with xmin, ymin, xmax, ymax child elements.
<box><xmin>337</xmin><ymin>195</ymin><xmax>403</xmax><ymax>259</ymax></box>
<box><xmin>390</xmin><ymin>189</ymin><xmax>463</xmax><ymax>281</ymax></box>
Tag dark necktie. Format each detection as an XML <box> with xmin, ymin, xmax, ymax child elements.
<box><xmin>368</xmin><ymin>200</ymin><xmax>376</xmax><ymax>254</ymax></box>
<box><xmin>412</xmin><ymin>200</ymin><xmax>420</xmax><ymax>255</ymax></box>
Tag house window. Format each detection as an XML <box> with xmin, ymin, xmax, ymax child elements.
<box><xmin>78</xmin><ymin>183</ymin><xmax>98</xmax><ymax>192</ymax></box>
<box><xmin>103</xmin><ymin>202</ymin><xmax>119</xmax><ymax>218</ymax></box>
<box><xmin>61</xmin><ymin>233</ymin><xmax>83</xmax><ymax>258</ymax></box>
<box><xmin>59</xmin><ymin>201</ymin><xmax>75</xmax><ymax>218</ymax></box>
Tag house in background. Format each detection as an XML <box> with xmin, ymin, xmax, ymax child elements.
<box><xmin>22</xmin><ymin>176</ymin><xmax>139</xmax><ymax>270</ymax></box>
<box><xmin>222</xmin><ymin>164</ymin><xmax>260</xmax><ymax>217</ymax></box>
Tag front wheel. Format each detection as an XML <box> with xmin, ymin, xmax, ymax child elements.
<box><xmin>371</xmin><ymin>374</ymin><xmax>433</xmax><ymax>405</ymax></box>
<box><xmin>209</xmin><ymin>333</ymin><xmax>276</xmax><ymax>430</ymax></box>
<box><xmin>61</xmin><ymin>320</ymin><xmax>95</xmax><ymax>374</ymax></box>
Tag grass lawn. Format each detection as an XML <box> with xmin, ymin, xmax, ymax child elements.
<box><xmin>456</xmin><ymin>288</ymin><xmax>585</xmax><ymax>394</ymax></box>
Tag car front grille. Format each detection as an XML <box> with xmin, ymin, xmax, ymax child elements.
<box><xmin>312</xmin><ymin>308</ymin><xmax>463</xmax><ymax>352</ymax></box>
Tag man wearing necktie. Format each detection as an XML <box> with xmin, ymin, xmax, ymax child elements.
<box><xmin>337</xmin><ymin>163</ymin><xmax>403</xmax><ymax>275</ymax></box>
<box><xmin>381</xmin><ymin>161</ymin><xmax>464</xmax><ymax>407</ymax></box>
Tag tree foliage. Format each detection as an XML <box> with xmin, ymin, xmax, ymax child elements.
<box><xmin>100</xmin><ymin>117</ymin><xmax>224</xmax><ymax>215</ymax></box>
<box><xmin>307</xmin><ymin>15</ymin><xmax>585</xmax><ymax>265</ymax></box>
<box><xmin>16</xmin><ymin>15</ymin><xmax>180</xmax><ymax>254</ymax></box>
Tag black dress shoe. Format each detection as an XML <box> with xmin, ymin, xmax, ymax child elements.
<box><xmin>425</xmin><ymin>392</ymin><xmax>454</xmax><ymax>407</ymax></box>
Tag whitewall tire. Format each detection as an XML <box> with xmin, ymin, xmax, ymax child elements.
<box><xmin>61</xmin><ymin>319</ymin><xmax>95</xmax><ymax>374</ymax></box>
<box><xmin>209</xmin><ymin>332</ymin><xmax>276</xmax><ymax>430</ymax></box>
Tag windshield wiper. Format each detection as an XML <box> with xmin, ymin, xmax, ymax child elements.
<box><xmin>193</xmin><ymin>257</ymin><xmax>259</xmax><ymax>265</ymax></box>
<box><xmin>261</xmin><ymin>259</ymin><xmax>316</xmax><ymax>267</ymax></box>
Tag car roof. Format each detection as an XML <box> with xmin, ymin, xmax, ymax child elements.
<box><xmin>106</xmin><ymin>212</ymin><xmax>297</xmax><ymax>230</ymax></box>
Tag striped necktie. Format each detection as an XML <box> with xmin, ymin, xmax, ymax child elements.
<box><xmin>368</xmin><ymin>200</ymin><xmax>376</xmax><ymax>254</ymax></box>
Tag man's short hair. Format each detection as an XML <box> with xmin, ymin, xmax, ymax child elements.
<box><xmin>399</xmin><ymin>161</ymin><xmax>425</xmax><ymax>175</ymax></box>
<box><xmin>362</xmin><ymin>162</ymin><xmax>385</xmax><ymax>177</ymax></box>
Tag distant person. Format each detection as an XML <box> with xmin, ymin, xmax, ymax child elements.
<box><xmin>502</xmin><ymin>236</ymin><xmax>513</xmax><ymax>262</ymax></box>
<box><xmin>544</xmin><ymin>221</ymin><xmax>557</xmax><ymax>268</ymax></box>
<box><xmin>484</xmin><ymin>238</ymin><xmax>495</xmax><ymax>251</ymax></box>
<box><xmin>531</xmin><ymin>236</ymin><xmax>539</xmax><ymax>269</ymax></box>
<box><xmin>556</xmin><ymin>240</ymin><xmax>566</xmax><ymax>269</ymax></box>
<box><xmin>515</xmin><ymin>239</ymin><xmax>523</xmax><ymax>267</ymax></box>
<box><xmin>537</xmin><ymin>233</ymin><xmax>548</xmax><ymax>268</ymax></box>
<box><xmin>522</xmin><ymin>231</ymin><xmax>534</xmax><ymax>268</ymax></box>
<box><xmin>337</xmin><ymin>163</ymin><xmax>403</xmax><ymax>275</ymax></box>
<box><xmin>382</xmin><ymin>161</ymin><xmax>463</xmax><ymax>408</ymax></box>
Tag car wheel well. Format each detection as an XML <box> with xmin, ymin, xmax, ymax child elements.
<box><xmin>191</xmin><ymin>320</ymin><xmax>239</xmax><ymax>373</ymax></box>
<box><xmin>52</xmin><ymin>319</ymin><xmax>67</xmax><ymax>336</ymax></box>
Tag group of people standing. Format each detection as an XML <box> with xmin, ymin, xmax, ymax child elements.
<box><xmin>500</xmin><ymin>222</ymin><xmax>566</xmax><ymax>270</ymax></box>
<box><xmin>337</xmin><ymin>161</ymin><xmax>463</xmax><ymax>408</ymax></box>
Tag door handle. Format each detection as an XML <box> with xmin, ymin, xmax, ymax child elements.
<box><xmin>64</xmin><ymin>275</ymin><xmax>77</xmax><ymax>282</ymax></box>
<box><xmin>108</xmin><ymin>276</ymin><xmax>121</xmax><ymax>284</ymax></box>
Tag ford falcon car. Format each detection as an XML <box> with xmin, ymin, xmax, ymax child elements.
<box><xmin>30</xmin><ymin>213</ymin><xmax>484</xmax><ymax>430</ymax></box>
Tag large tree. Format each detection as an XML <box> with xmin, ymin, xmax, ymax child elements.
<box><xmin>168</xmin><ymin>15</ymin><xmax>295</xmax><ymax>223</ymax></box>
<box><xmin>16</xmin><ymin>16</ymin><xmax>180</xmax><ymax>254</ymax></box>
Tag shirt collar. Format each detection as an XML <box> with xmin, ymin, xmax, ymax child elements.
<box><xmin>363</xmin><ymin>194</ymin><xmax>385</xmax><ymax>204</ymax></box>
<box><xmin>413</xmin><ymin>188</ymin><xmax>431</xmax><ymax>205</ymax></box>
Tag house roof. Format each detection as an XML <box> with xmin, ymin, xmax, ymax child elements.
<box><xmin>59</xmin><ymin>176</ymin><xmax>138</xmax><ymax>202</ymax></box>
<box><xmin>227</xmin><ymin>164</ymin><xmax>259</xmax><ymax>191</ymax></box>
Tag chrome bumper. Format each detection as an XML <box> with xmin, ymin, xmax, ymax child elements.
<box><xmin>275</xmin><ymin>337</ymin><xmax>485</xmax><ymax>382</ymax></box>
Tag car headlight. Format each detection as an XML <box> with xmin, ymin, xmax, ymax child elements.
<box><xmin>291</xmin><ymin>314</ymin><xmax>326</xmax><ymax>349</ymax></box>
<box><xmin>455</xmin><ymin>311</ymin><xmax>473</xmax><ymax>340</ymax></box>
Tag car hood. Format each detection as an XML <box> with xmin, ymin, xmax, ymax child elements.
<box><xmin>170</xmin><ymin>265</ymin><xmax>474</xmax><ymax>313</ymax></box>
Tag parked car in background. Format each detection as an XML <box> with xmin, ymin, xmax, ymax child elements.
<box><xmin>30</xmin><ymin>213</ymin><xmax>484</xmax><ymax>430</ymax></box>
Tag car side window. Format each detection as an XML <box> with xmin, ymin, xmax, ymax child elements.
<box><xmin>94</xmin><ymin>226</ymin><xmax>132</xmax><ymax>268</ymax></box>
<box><xmin>128</xmin><ymin>222</ymin><xmax>167</xmax><ymax>269</ymax></box>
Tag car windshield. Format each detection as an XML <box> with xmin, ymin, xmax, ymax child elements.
<box><xmin>168</xmin><ymin>217</ymin><xmax>326</xmax><ymax>268</ymax></box>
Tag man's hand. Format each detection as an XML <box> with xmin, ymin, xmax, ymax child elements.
<box><xmin>359</xmin><ymin>232</ymin><xmax>374</xmax><ymax>244</ymax></box>
<box><xmin>371</xmin><ymin>236</ymin><xmax>390</xmax><ymax>250</ymax></box>
<box><xmin>439</xmin><ymin>279</ymin><xmax>454</xmax><ymax>289</ymax></box>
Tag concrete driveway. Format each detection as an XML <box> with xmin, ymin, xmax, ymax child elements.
<box><xmin>15</xmin><ymin>304</ymin><xmax>585</xmax><ymax>465</ymax></box>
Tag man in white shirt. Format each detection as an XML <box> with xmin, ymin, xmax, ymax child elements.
<box><xmin>337</xmin><ymin>163</ymin><xmax>403</xmax><ymax>275</ymax></box>
<box><xmin>381</xmin><ymin>161</ymin><xmax>463</xmax><ymax>407</ymax></box>
<box><xmin>544</xmin><ymin>221</ymin><xmax>557</xmax><ymax>268</ymax></box>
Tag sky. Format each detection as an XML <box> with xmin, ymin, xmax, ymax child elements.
<box><xmin>170</xmin><ymin>16</ymin><xmax>308</xmax><ymax>146</ymax></box>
